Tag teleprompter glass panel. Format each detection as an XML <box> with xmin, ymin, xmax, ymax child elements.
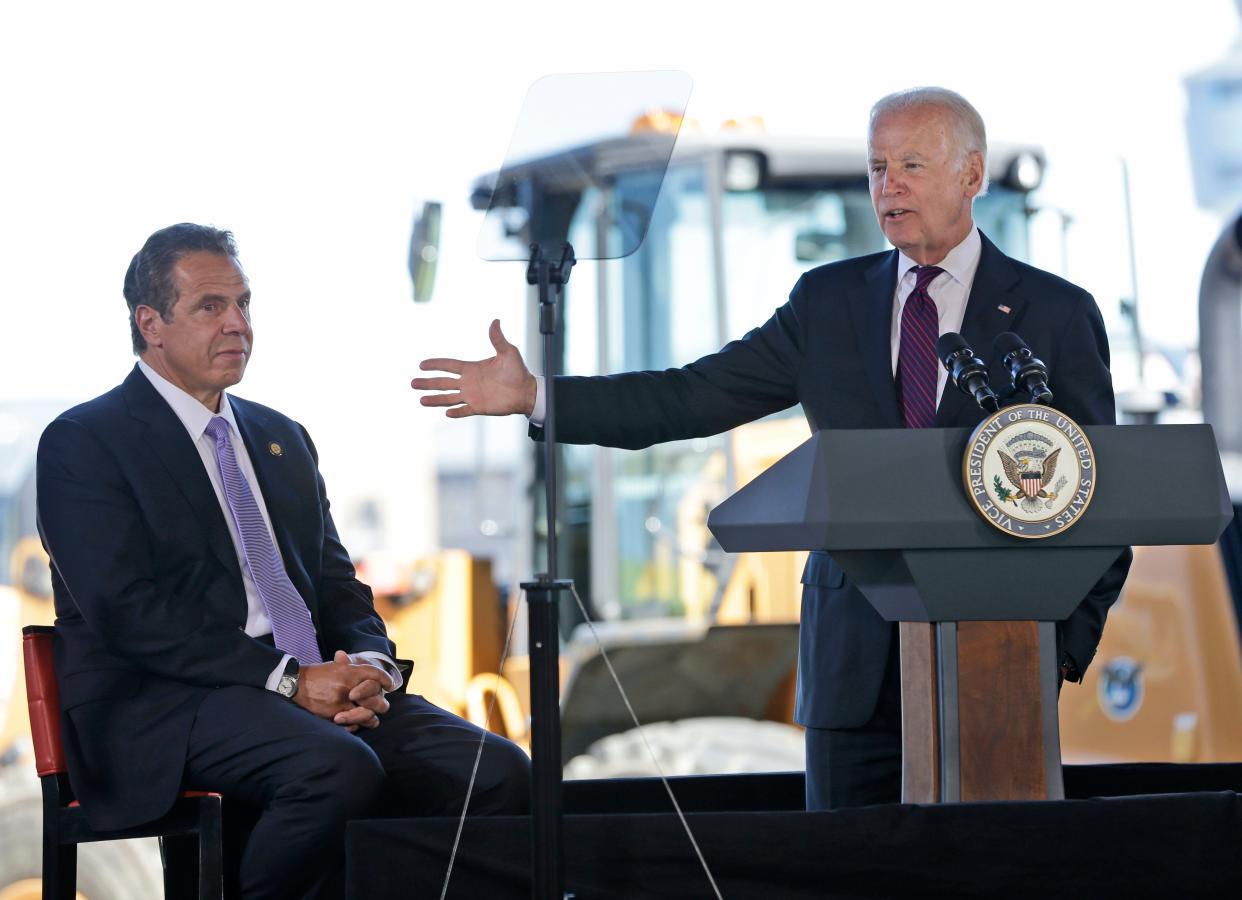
<box><xmin>477</xmin><ymin>70</ymin><xmax>692</xmax><ymax>262</ymax></box>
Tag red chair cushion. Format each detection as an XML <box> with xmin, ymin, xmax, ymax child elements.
<box><xmin>22</xmin><ymin>627</ymin><xmax>65</xmax><ymax>777</ymax></box>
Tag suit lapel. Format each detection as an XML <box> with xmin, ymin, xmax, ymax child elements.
<box><xmin>852</xmin><ymin>251</ymin><xmax>903</xmax><ymax>427</ymax></box>
<box><xmin>122</xmin><ymin>367</ymin><xmax>240</xmax><ymax>578</ymax></box>
<box><xmin>936</xmin><ymin>232</ymin><xmax>1026</xmax><ymax>426</ymax></box>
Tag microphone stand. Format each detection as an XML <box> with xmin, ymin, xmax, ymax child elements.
<box><xmin>521</xmin><ymin>241</ymin><xmax>576</xmax><ymax>900</ymax></box>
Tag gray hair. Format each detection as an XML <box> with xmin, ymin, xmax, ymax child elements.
<box><xmin>869</xmin><ymin>87</ymin><xmax>989</xmax><ymax>196</ymax></box>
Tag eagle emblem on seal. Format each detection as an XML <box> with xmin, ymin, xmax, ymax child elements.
<box><xmin>992</xmin><ymin>430</ymin><xmax>1065</xmax><ymax>514</ymax></box>
<box><xmin>965</xmin><ymin>406</ymin><xmax>1096</xmax><ymax>538</ymax></box>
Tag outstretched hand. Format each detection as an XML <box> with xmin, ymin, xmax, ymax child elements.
<box><xmin>412</xmin><ymin>319</ymin><xmax>537</xmax><ymax>418</ymax></box>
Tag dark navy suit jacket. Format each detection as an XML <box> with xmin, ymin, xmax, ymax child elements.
<box><xmin>540</xmin><ymin>232</ymin><xmax>1132</xmax><ymax>729</ymax></box>
<box><xmin>36</xmin><ymin>366</ymin><xmax>394</xmax><ymax>829</ymax></box>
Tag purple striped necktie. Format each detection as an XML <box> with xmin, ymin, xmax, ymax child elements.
<box><xmin>205</xmin><ymin>416</ymin><xmax>323</xmax><ymax>664</ymax></box>
<box><xmin>898</xmin><ymin>265</ymin><xmax>944</xmax><ymax>429</ymax></box>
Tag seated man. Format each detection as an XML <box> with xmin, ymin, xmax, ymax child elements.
<box><xmin>37</xmin><ymin>223</ymin><xmax>529</xmax><ymax>900</ymax></box>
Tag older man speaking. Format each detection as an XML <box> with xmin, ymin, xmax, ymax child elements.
<box><xmin>413</xmin><ymin>87</ymin><xmax>1131</xmax><ymax>810</ymax></box>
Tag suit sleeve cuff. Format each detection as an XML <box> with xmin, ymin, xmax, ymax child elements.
<box><xmin>351</xmin><ymin>651</ymin><xmax>404</xmax><ymax>692</ymax></box>
<box><xmin>265</xmin><ymin>653</ymin><xmax>293</xmax><ymax>692</ymax></box>
<box><xmin>528</xmin><ymin>375</ymin><xmax>546</xmax><ymax>426</ymax></box>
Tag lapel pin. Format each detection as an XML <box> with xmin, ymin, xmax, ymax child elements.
<box><xmin>997</xmin><ymin>304</ymin><xmax>1012</xmax><ymax>314</ymax></box>
<box><xmin>268</xmin><ymin>442</ymin><xmax>283</xmax><ymax>457</ymax></box>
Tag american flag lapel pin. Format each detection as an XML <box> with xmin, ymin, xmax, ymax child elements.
<box><xmin>997</xmin><ymin>304</ymin><xmax>1012</xmax><ymax>314</ymax></box>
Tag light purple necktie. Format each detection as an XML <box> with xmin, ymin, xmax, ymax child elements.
<box><xmin>898</xmin><ymin>265</ymin><xmax>944</xmax><ymax>429</ymax></box>
<box><xmin>205</xmin><ymin>416</ymin><xmax>323</xmax><ymax>664</ymax></box>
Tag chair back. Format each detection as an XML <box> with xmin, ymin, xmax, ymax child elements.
<box><xmin>22</xmin><ymin>624</ymin><xmax>66</xmax><ymax>777</ymax></box>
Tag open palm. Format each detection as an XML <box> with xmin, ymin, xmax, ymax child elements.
<box><xmin>411</xmin><ymin>319</ymin><xmax>537</xmax><ymax>418</ymax></box>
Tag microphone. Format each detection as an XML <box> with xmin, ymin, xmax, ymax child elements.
<box><xmin>935</xmin><ymin>333</ymin><xmax>1000</xmax><ymax>413</ymax></box>
<box><xmin>994</xmin><ymin>332</ymin><xmax>1054</xmax><ymax>404</ymax></box>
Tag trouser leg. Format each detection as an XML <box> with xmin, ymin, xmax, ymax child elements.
<box><xmin>357</xmin><ymin>691</ymin><xmax>531</xmax><ymax>817</ymax></box>
<box><xmin>185</xmin><ymin>686</ymin><xmax>529</xmax><ymax>899</ymax></box>
<box><xmin>305</xmin><ymin>692</ymin><xmax>531</xmax><ymax>899</ymax></box>
<box><xmin>804</xmin><ymin>646</ymin><xmax>902</xmax><ymax>810</ymax></box>
<box><xmin>184</xmin><ymin>686</ymin><xmax>386</xmax><ymax>900</ymax></box>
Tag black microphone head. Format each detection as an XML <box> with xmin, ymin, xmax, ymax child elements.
<box><xmin>935</xmin><ymin>332</ymin><xmax>970</xmax><ymax>367</ymax></box>
<box><xmin>993</xmin><ymin>331</ymin><xmax>1028</xmax><ymax>360</ymax></box>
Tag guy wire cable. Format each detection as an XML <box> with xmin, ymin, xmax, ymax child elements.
<box><xmin>440</xmin><ymin>584</ymin><xmax>725</xmax><ymax>900</ymax></box>
<box><xmin>439</xmin><ymin>585</ymin><xmax>522</xmax><ymax>900</ymax></box>
<box><xmin>566</xmin><ymin>582</ymin><xmax>723</xmax><ymax>900</ymax></box>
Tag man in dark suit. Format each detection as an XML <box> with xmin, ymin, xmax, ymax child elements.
<box><xmin>38</xmin><ymin>223</ymin><xmax>529</xmax><ymax>899</ymax></box>
<box><xmin>412</xmin><ymin>87</ymin><xmax>1131</xmax><ymax>810</ymax></box>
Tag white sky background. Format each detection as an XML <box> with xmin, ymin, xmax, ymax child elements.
<box><xmin>0</xmin><ymin>0</ymin><xmax>1238</xmax><ymax>558</ymax></box>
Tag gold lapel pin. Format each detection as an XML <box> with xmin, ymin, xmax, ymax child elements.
<box><xmin>268</xmin><ymin>442</ymin><xmax>283</xmax><ymax>457</ymax></box>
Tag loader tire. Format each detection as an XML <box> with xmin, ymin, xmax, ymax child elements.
<box><xmin>563</xmin><ymin>716</ymin><xmax>805</xmax><ymax>779</ymax></box>
<box><xmin>0</xmin><ymin>766</ymin><xmax>163</xmax><ymax>900</ymax></box>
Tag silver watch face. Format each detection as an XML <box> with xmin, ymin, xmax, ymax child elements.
<box><xmin>278</xmin><ymin>674</ymin><xmax>297</xmax><ymax>698</ymax></box>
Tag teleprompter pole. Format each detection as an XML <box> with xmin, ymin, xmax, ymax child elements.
<box><xmin>520</xmin><ymin>241</ymin><xmax>576</xmax><ymax>900</ymax></box>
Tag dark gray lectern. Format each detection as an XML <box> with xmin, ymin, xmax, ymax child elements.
<box><xmin>707</xmin><ymin>425</ymin><xmax>1232</xmax><ymax>803</ymax></box>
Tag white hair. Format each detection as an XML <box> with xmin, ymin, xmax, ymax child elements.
<box><xmin>870</xmin><ymin>87</ymin><xmax>989</xmax><ymax>196</ymax></box>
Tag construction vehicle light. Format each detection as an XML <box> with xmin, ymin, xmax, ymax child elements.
<box><xmin>720</xmin><ymin>115</ymin><xmax>766</xmax><ymax>133</ymax></box>
<box><xmin>1005</xmin><ymin>151</ymin><xmax>1044</xmax><ymax>191</ymax></box>
<box><xmin>630</xmin><ymin>109</ymin><xmax>687</xmax><ymax>135</ymax></box>
<box><xmin>724</xmin><ymin>150</ymin><xmax>764</xmax><ymax>192</ymax></box>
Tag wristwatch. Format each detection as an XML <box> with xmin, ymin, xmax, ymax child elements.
<box><xmin>276</xmin><ymin>657</ymin><xmax>300</xmax><ymax>699</ymax></box>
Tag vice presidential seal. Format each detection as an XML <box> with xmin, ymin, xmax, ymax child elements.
<box><xmin>962</xmin><ymin>404</ymin><xmax>1096</xmax><ymax>538</ymax></box>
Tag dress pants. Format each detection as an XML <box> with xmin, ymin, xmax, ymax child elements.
<box><xmin>180</xmin><ymin>685</ymin><xmax>530</xmax><ymax>900</ymax></box>
<box><xmin>804</xmin><ymin>638</ymin><xmax>902</xmax><ymax>811</ymax></box>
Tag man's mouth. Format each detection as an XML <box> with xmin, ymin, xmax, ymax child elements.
<box><xmin>885</xmin><ymin>209</ymin><xmax>912</xmax><ymax>220</ymax></box>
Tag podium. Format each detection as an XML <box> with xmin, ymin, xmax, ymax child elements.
<box><xmin>707</xmin><ymin>425</ymin><xmax>1232</xmax><ymax>803</ymax></box>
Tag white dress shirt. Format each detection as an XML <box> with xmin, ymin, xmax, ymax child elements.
<box><xmin>138</xmin><ymin>360</ymin><xmax>400</xmax><ymax>692</ymax></box>
<box><xmin>529</xmin><ymin>226</ymin><xmax>984</xmax><ymax>425</ymax></box>
<box><xmin>889</xmin><ymin>226</ymin><xmax>982</xmax><ymax>406</ymax></box>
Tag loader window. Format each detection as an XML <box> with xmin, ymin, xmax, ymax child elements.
<box><xmin>724</xmin><ymin>185</ymin><xmax>886</xmax><ymax>344</ymax></box>
<box><xmin>0</xmin><ymin>495</ymin><xmax>13</xmax><ymax>583</ymax></box>
<box><xmin>559</xmin><ymin>163</ymin><xmax>726</xmax><ymax>621</ymax></box>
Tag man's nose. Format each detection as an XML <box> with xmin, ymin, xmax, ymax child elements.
<box><xmin>881</xmin><ymin>169</ymin><xmax>904</xmax><ymax>195</ymax></box>
<box><xmin>222</xmin><ymin>304</ymin><xmax>250</xmax><ymax>333</ymax></box>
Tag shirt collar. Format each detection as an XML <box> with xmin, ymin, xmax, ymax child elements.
<box><xmin>137</xmin><ymin>358</ymin><xmax>240</xmax><ymax>442</ymax></box>
<box><xmin>896</xmin><ymin>226</ymin><xmax>982</xmax><ymax>289</ymax></box>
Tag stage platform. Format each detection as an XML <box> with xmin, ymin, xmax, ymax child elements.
<box><xmin>346</xmin><ymin>764</ymin><xmax>1242</xmax><ymax>899</ymax></box>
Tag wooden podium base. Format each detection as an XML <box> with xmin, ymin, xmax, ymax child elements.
<box><xmin>899</xmin><ymin>620</ymin><xmax>1064</xmax><ymax>803</ymax></box>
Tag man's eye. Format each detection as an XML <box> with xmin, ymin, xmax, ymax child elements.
<box><xmin>202</xmin><ymin>303</ymin><xmax>216</xmax><ymax>312</ymax></box>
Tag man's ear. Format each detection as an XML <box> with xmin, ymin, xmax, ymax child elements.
<box><xmin>963</xmin><ymin>150</ymin><xmax>985</xmax><ymax>197</ymax></box>
<box><xmin>135</xmin><ymin>305</ymin><xmax>165</xmax><ymax>349</ymax></box>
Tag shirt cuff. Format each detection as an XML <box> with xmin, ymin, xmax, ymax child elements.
<box><xmin>528</xmin><ymin>375</ymin><xmax>546</xmax><ymax>426</ymax></box>
<box><xmin>265</xmin><ymin>653</ymin><xmax>293</xmax><ymax>692</ymax></box>
<box><xmin>351</xmin><ymin>651</ymin><xmax>404</xmax><ymax>692</ymax></box>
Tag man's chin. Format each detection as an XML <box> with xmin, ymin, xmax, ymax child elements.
<box><xmin>884</xmin><ymin>232</ymin><xmax>920</xmax><ymax>256</ymax></box>
<box><xmin>881</xmin><ymin>222</ymin><xmax>915</xmax><ymax>249</ymax></box>
<box><xmin>217</xmin><ymin>362</ymin><xmax>248</xmax><ymax>387</ymax></box>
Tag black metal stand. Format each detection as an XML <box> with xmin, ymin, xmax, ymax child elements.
<box><xmin>520</xmin><ymin>241</ymin><xmax>576</xmax><ymax>900</ymax></box>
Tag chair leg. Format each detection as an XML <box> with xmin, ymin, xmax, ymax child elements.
<box><xmin>44</xmin><ymin>836</ymin><xmax>77</xmax><ymax>900</ymax></box>
<box><xmin>42</xmin><ymin>778</ymin><xmax>77</xmax><ymax>900</ymax></box>
<box><xmin>198</xmin><ymin>795</ymin><xmax>224</xmax><ymax>900</ymax></box>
